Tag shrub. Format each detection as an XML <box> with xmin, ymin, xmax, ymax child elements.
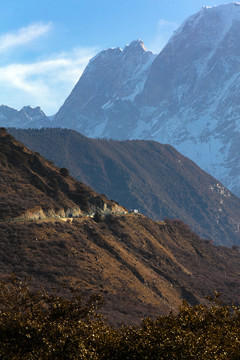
<box><xmin>60</xmin><ymin>167</ymin><xmax>70</xmax><ymax>177</ymax></box>
<box><xmin>1</xmin><ymin>279</ymin><xmax>240</xmax><ymax>359</ymax></box>
<box><xmin>0</xmin><ymin>276</ymin><xmax>106</xmax><ymax>360</ymax></box>
<box><xmin>232</xmin><ymin>245</ymin><xmax>239</xmax><ymax>251</ymax></box>
<box><xmin>93</xmin><ymin>211</ymin><xmax>105</xmax><ymax>223</ymax></box>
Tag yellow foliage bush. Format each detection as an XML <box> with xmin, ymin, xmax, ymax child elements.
<box><xmin>0</xmin><ymin>277</ymin><xmax>240</xmax><ymax>359</ymax></box>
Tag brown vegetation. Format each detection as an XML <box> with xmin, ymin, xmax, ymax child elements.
<box><xmin>1</xmin><ymin>278</ymin><xmax>240</xmax><ymax>359</ymax></box>
<box><xmin>0</xmin><ymin>215</ymin><xmax>240</xmax><ymax>326</ymax></box>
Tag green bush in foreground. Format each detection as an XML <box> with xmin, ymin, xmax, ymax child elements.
<box><xmin>0</xmin><ymin>277</ymin><xmax>240</xmax><ymax>359</ymax></box>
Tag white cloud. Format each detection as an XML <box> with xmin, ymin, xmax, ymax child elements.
<box><xmin>0</xmin><ymin>22</ymin><xmax>97</xmax><ymax>114</ymax></box>
<box><xmin>149</xmin><ymin>19</ymin><xmax>178</xmax><ymax>54</ymax></box>
<box><xmin>0</xmin><ymin>47</ymin><xmax>97</xmax><ymax>115</ymax></box>
<box><xmin>0</xmin><ymin>22</ymin><xmax>52</xmax><ymax>54</ymax></box>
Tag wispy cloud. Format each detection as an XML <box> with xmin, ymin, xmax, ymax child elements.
<box><xmin>0</xmin><ymin>22</ymin><xmax>97</xmax><ymax>114</ymax></box>
<box><xmin>0</xmin><ymin>22</ymin><xmax>52</xmax><ymax>54</ymax></box>
<box><xmin>149</xmin><ymin>19</ymin><xmax>178</xmax><ymax>54</ymax></box>
<box><xmin>0</xmin><ymin>47</ymin><xmax>98</xmax><ymax>114</ymax></box>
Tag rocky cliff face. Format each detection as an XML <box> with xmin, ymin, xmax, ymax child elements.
<box><xmin>52</xmin><ymin>3</ymin><xmax>240</xmax><ymax>198</ymax></box>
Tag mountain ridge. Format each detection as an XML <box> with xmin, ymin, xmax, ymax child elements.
<box><xmin>9</xmin><ymin>127</ymin><xmax>240</xmax><ymax>248</ymax></box>
<box><xmin>0</xmin><ymin>105</ymin><xmax>49</xmax><ymax>129</ymax></box>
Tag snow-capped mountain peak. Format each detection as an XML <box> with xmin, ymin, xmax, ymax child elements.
<box><xmin>89</xmin><ymin>39</ymin><xmax>150</xmax><ymax>65</ymax></box>
<box><xmin>89</xmin><ymin>47</ymin><xmax>122</xmax><ymax>64</ymax></box>
<box><xmin>0</xmin><ymin>105</ymin><xmax>49</xmax><ymax>128</ymax></box>
<box><xmin>21</xmin><ymin>105</ymin><xmax>45</xmax><ymax>116</ymax></box>
<box><xmin>53</xmin><ymin>38</ymin><xmax>156</xmax><ymax>137</ymax></box>
<box><xmin>124</xmin><ymin>39</ymin><xmax>148</xmax><ymax>52</ymax></box>
<box><xmin>170</xmin><ymin>2</ymin><xmax>240</xmax><ymax>46</ymax></box>
<box><xmin>52</xmin><ymin>3</ymin><xmax>240</xmax><ymax>198</ymax></box>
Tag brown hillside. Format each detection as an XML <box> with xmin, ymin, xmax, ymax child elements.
<box><xmin>1</xmin><ymin>128</ymin><xmax>240</xmax><ymax>326</ymax></box>
<box><xmin>0</xmin><ymin>215</ymin><xmax>240</xmax><ymax>326</ymax></box>
<box><xmin>9</xmin><ymin>127</ymin><xmax>240</xmax><ymax>247</ymax></box>
<box><xmin>0</xmin><ymin>128</ymin><xmax>124</xmax><ymax>220</ymax></box>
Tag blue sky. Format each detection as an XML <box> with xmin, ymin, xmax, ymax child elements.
<box><xmin>0</xmin><ymin>0</ymin><xmax>234</xmax><ymax>115</ymax></box>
